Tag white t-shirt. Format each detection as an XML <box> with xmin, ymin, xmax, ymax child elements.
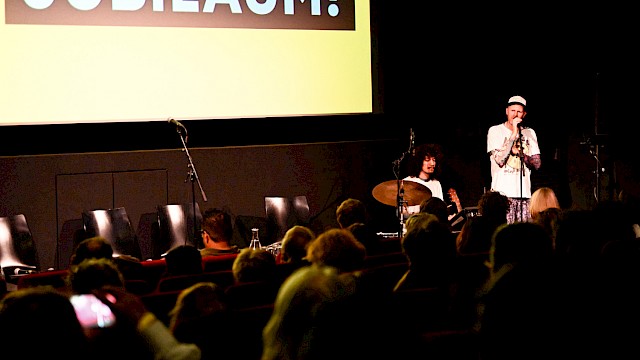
<box><xmin>402</xmin><ymin>176</ymin><xmax>444</xmax><ymax>214</ymax></box>
<box><xmin>487</xmin><ymin>123</ymin><xmax>540</xmax><ymax>198</ymax></box>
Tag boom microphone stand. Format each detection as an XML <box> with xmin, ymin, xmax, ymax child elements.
<box><xmin>169</xmin><ymin>118</ymin><xmax>208</xmax><ymax>245</ymax></box>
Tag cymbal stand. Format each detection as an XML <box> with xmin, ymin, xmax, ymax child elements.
<box><xmin>392</xmin><ymin>128</ymin><xmax>414</xmax><ymax>237</ymax></box>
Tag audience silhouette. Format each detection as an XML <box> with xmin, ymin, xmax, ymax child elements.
<box><xmin>305</xmin><ymin>228</ymin><xmax>366</xmax><ymax>273</ymax></box>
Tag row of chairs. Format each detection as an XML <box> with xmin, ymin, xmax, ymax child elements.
<box><xmin>1</xmin><ymin>195</ymin><xmax>311</xmax><ymax>283</ymax></box>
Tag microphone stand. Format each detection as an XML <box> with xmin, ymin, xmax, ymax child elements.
<box><xmin>517</xmin><ymin>126</ymin><xmax>525</xmax><ymax>222</ymax></box>
<box><xmin>174</xmin><ymin>126</ymin><xmax>208</xmax><ymax>246</ymax></box>
<box><xmin>392</xmin><ymin>129</ymin><xmax>413</xmax><ymax>237</ymax></box>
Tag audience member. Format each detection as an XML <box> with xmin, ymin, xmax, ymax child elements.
<box><xmin>70</xmin><ymin>236</ymin><xmax>114</xmax><ymax>267</ymax></box>
<box><xmin>0</xmin><ymin>286</ymin><xmax>91</xmax><ymax>359</ymax></box>
<box><xmin>475</xmin><ymin>222</ymin><xmax>563</xmax><ymax>360</ymax></box>
<box><xmin>279</xmin><ymin>225</ymin><xmax>315</xmax><ymax>265</ymax></box>
<box><xmin>529</xmin><ymin>186</ymin><xmax>561</xmax><ymax>222</ymax></box>
<box><xmin>69</xmin><ymin>235</ymin><xmax>142</xmax><ymax>280</ymax></box>
<box><xmin>261</xmin><ymin>264</ymin><xmax>410</xmax><ymax>360</ymax></box>
<box><xmin>305</xmin><ymin>228</ymin><xmax>366</xmax><ymax>273</ymax></box>
<box><xmin>419</xmin><ymin>196</ymin><xmax>451</xmax><ymax>226</ymax></box>
<box><xmin>66</xmin><ymin>257</ymin><xmax>159</xmax><ymax>360</ymax></box>
<box><xmin>336</xmin><ymin>198</ymin><xmax>381</xmax><ymax>255</ymax></box>
<box><xmin>532</xmin><ymin>207</ymin><xmax>563</xmax><ymax>249</ymax></box>
<box><xmin>168</xmin><ymin>282</ymin><xmax>235</xmax><ymax>360</ymax></box>
<box><xmin>394</xmin><ymin>213</ymin><xmax>457</xmax><ymax>292</ymax></box>
<box><xmin>276</xmin><ymin>225</ymin><xmax>314</xmax><ymax>282</ymax></box>
<box><xmin>456</xmin><ymin>190</ymin><xmax>510</xmax><ymax>255</ymax></box>
<box><xmin>163</xmin><ymin>244</ymin><xmax>204</xmax><ymax>277</ymax></box>
<box><xmin>94</xmin><ymin>285</ymin><xmax>202</xmax><ymax>360</ymax></box>
<box><xmin>67</xmin><ymin>257</ymin><xmax>126</xmax><ymax>294</ymax></box>
<box><xmin>200</xmin><ymin>208</ymin><xmax>240</xmax><ymax>256</ymax></box>
<box><xmin>231</xmin><ymin>247</ymin><xmax>277</xmax><ymax>284</ymax></box>
<box><xmin>336</xmin><ymin>198</ymin><xmax>368</xmax><ymax>228</ymax></box>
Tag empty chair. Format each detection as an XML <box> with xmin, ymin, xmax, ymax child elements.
<box><xmin>264</xmin><ymin>195</ymin><xmax>310</xmax><ymax>245</ymax></box>
<box><xmin>82</xmin><ymin>207</ymin><xmax>142</xmax><ymax>260</ymax></box>
<box><xmin>0</xmin><ymin>214</ymin><xmax>39</xmax><ymax>284</ymax></box>
<box><xmin>155</xmin><ymin>202</ymin><xmax>203</xmax><ymax>259</ymax></box>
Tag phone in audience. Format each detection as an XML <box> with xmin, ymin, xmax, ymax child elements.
<box><xmin>70</xmin><ymin>293</ymin><xmax>116</xmax><ymax>328</ymax></box>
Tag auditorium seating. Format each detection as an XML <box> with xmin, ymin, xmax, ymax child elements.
<box><xmin>155</xmin><ymin>270</ymin><xmax>235</xmax><ymax>293</ymax></box>
<box><xmin>16</xmin><ymin>269</ymin><xmax>69</xmax><ymax>290</ymax></box>
<box><xmin>0</xmin><ymin>214</ymin><xmax>40</xmax><ymax>284</ymax></box>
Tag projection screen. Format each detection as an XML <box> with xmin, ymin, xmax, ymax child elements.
<box><xmin>1</xmin><ymin>0</ymin><xmax>373</xmax><ymax>126</ymax></box>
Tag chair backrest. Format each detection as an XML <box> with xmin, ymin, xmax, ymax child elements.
<box><xmin>0</xmin><ymin>214</ymin><xmax>39</xmax><ymax>281</ymax></box>
<box><xmin>156</xmin><ymin>270</ymin><xmax>235</xmax><ymax>293</ymax></box>
<box><xmin>264</xmin><ymin>196</ymin><xmax>310</xmax><ymax>245</ymax></box>
<box><xmin>155</xmin><ymin>202</ymin><xmax>202</xmax><ymax>258</ymax></box>
<box><xmin>225</xmin><ymin>280</ymin><xmax>281</xmax><ymax>310</ymax></box>
<box><xmin>82</xmin><ymin>207</ymin><xmax>142</xmax><ymax>260</ymax></box>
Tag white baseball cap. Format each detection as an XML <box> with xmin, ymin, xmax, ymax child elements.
<box><xmin>507</xmin><ymin>95</ymin><xmax>526</xmax><ymax>108</ymax></box>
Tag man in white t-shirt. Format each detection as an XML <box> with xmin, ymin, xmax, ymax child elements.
<box><xmin>487</xmin><ymin>95</ymin><xmax>541</xmax><ymax>223</ymax></box>
<box><xmin>403</xmin><ymin>143</ymin><xmax>462</xmax><ymax>218</ymax></box>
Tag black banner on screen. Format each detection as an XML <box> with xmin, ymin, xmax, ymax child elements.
<box><xmin>5</xmin><ymin>0</ymin><xmax>355</xmax><ymax>30</ymax></box>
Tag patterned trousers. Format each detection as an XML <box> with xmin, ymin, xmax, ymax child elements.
<box><xmin>507</xmin><ymin>198</ymin><xmax>531</xmax><ymax>223</ymax></box>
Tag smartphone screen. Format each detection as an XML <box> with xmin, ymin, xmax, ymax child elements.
<box><xmin>70</xmin><ymin>294</ymin><xmax>116</xmax><ymax>328</ymax></box>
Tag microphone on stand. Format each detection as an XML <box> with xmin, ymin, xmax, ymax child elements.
<box><xmin>168</xmin><ymin>117</ymin><xmax>188</xmax><ymax>133</ymax></box>
<box><xmin>168</xmin><ymin>117</ymin><xmax>188</xmax><ymax>143</ymax></box>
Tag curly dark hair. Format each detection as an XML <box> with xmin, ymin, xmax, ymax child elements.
<box><xmin>407</xmin><ymin>143</ymin><xmax>444</xmax><ymax>179</ymax></box>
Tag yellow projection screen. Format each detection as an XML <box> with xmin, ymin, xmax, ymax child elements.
<box><xmin>1</xmin><ymin>0</ymin><xmax>373</xmax><ymax>126</ymax></box>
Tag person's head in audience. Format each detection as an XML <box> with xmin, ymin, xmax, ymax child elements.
<box><xmin>306</xmin><ymin>228</ymin><xmax>366</xmax><ymax>273</ymax></box>
<box><xmin>164</xmin><ymin>245</ymin><xmax>203</xmax><ymax>276</ymax></box>
<box><xmin>395</xmin><ymin>213</ymin><xmax>457</xmax><ymax>291</ymax></box>
<box><xmin>532</xmin><ymin>207</ymin><xmax>563</xmax><ymax>249</ymax></box>
<box><xmin>336</xmin><ymin>198</ymin><xmax>368</xmax><ymax>228</ymax></box>
<box><xmin>232</xmin><ymin>247</ymin><xmax>277</xmax><ymax>283</ymax></box>
<box><xmin>419</xmin><ymin>196</ymin><xmax>451</xmax><ymax>226</ymax></box>
<box><xmin>478</xmin><ymin>190</ymin><xmax>511</xmax><ymax>222</ymax></box>
<box><xmin>529</xmin><ymin>187</ymin><xmax>561</xmax><ymax>222</ymax></box>
<box><xmin>336</xmin><ymin>199</ymin><xmax>381</xmax><ymax>256</ymax></box>
<box><xmin>345</xmin><ymin>222</ymin><xmax>381</xmax><ymax>255</ymax></box>
<box><xmin>262</xmin><ymin>264</ymin><xmax>393</xmax><ymax>360</ymax></box>
<box><xmin>92</xmin><ymin>285</ymin><xmax>202</xmax><ymax>360</ymax></box>
<box><xmin>280</xmin><ymin>225</ymin><xmax>315</xmax><ymax>264</ymax></box>
<box><xmin>169</xmin><ymin>281</ymin><xmax>228</xmax><ymax>331</ymax></box>
<box><xmin>167</xmin><ymin>281</ymin><xmax>235</xmax><ymax>360</ymax></box>
<box><xmin>70</xmin><ymin>236</ymin><xmax>114</xmax><ymax>267</ymax></box>
<box><xmin>456</xmin><ymin>190</ymin><xmax>511</xmax><ymax>254</ymax></box>
<box><xmin>476</xmin><ymin>221</ymin><xmax>562</xmax><ymax>360</ymax></box>
<box><xmin>489</xmin><ymin>221</ymin><xmax>554</xmax><ymax>275</ymax></box>
<box><xmin>0</xmin><ymin>286</ymin><xmax>91</xmax><ymax>359</ymax></box>
<box><xmin>200</xmin><ymin>208</ymin><xmax>239</xmax><ymax>255</ymax></box>
<box><xmin>68</xmin><ymin>257</ymin><xmax>126</xmax><ymax>294</ymax></box>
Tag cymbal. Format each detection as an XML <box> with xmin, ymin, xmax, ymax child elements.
<box><xmin>372</xmin><ymin>180</ymin><xmax>432</xmax><ymax>207</ymax></box>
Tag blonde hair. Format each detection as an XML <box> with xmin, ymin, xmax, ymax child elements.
<box><xmin>529</xmin><ymin>187</ymin><xmax>560</xmax><ymax>221</ymax></box>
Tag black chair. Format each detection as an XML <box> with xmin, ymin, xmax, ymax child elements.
<box><xmin>82</xmin><ymin>207</ymin><xmax>142</xmax><ymax>260</ymax></box>
<box><xmin>264</xmin><ymin>195</ymin><xmax>310</xmax><ymax>245</ymax></box>
<box><xmin>155</xmin><ymin>202</ymin><xmax>203</xmax><ymax>259</ymax></box>
<box><xmin>0</xmin><ymin>214</ymin><xmax>40</xmax><ymax>284</ymax></box>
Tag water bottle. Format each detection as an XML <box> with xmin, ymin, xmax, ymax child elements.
<box><xmin>249</xmin><ymin>228</ymin><xmax>262</xmax><ymax>249</ymax></box>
